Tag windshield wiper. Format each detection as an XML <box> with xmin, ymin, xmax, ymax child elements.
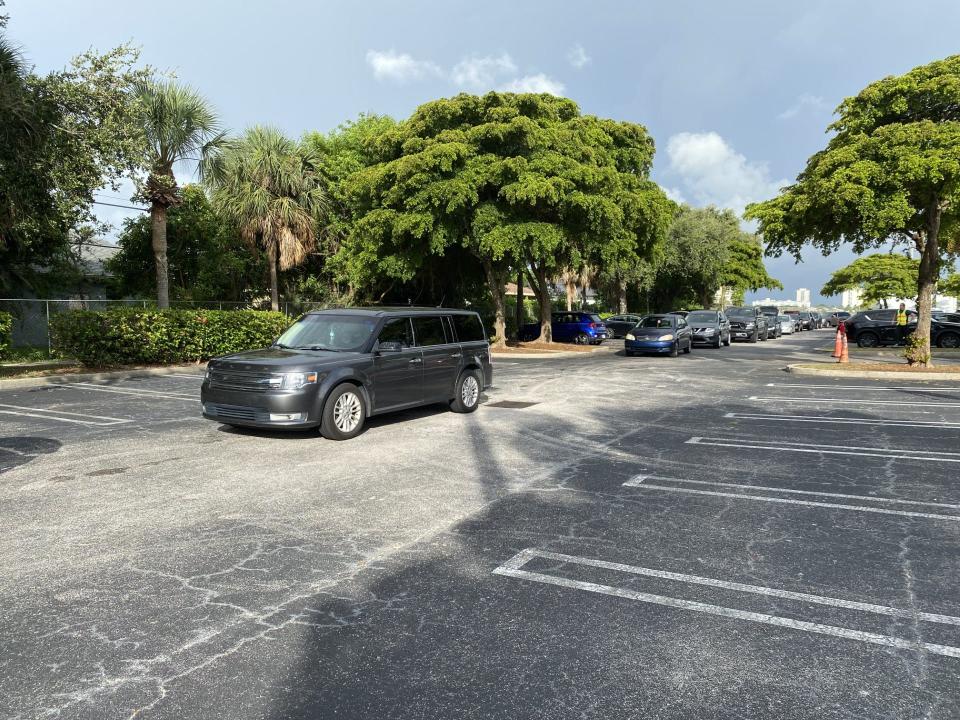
<box><xmin>294</xmin><ymin>345</ymin><xmax>339</xmax><ymax>351</ymax></box>
<box><xmin>274</xmin><ymin>342</ymin><xmax>293</xmax><ymax>349</ymax></box>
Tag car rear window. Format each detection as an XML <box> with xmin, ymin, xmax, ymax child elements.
<box><xmin>451</xmin><ymin>313</ymin><xmax>486</xmax><ymax>342</ymax></box>
<box><xmin>412</xmin><ymin>316</ymin><xmax>448</xmax><ymax>346</ymax></box>
<box><xmin>589</xmin><ymin>314</ymin><xmax>603</xmax><ymax>323</ymax></box>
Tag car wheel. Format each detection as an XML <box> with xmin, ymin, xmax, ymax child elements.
<box><xmin>749</xmin><ymin>330</ymin><xmax>758</xmax><ymax>343</ymax></box>
<box><xmin>450</xmin><ymin>370</ymin><xmax>482</xmax><ymax>413</ymax></box>
<box><xmin>320</xmin><ymin>384</ymin><xmax>366</xmax><ymax>441</ymax></box>
<box><xmin>939</xmin><ymin>331</ymin><xmax>960</xmax><ymax>349</ymax></box>
<box><xmin>723</xmin><ymin>333</ymin><xmax>731</xmax><ymax>347</ymax></box>
<box><xmin>857</xmin><ymin>331</ymin><xmax>880</xmax><ymax>348</ymax></box>
<box><xmin>669</xmin><ymin>341</ymin><xmax>679</xmax><ymax>357</ymax></box>
<box><xmin>625</xmin><ymin>350</ymin><xmax>634</xmax><ymax>357</ymax></box>
<box><xmin>574</xmin><ymin>332</ymin><xmax>590</xmax><ymax>345</ymax></box>
<box><xmin>712</xmin><ymin>335</ymin><xmax>722</xmax><ymax>348</ymax></box>
<box><xmin>682</xmin><ymin>342</ymin><xmax>691</xmax><ymax>354</ymax></box>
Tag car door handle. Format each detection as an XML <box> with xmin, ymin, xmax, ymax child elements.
<box><xmin>449</xmin><ymin>353</ymin><xmax>461</xmax><ymax>358</ymax></box>
<box><xmin>408</xmin><ymin>357</ymin><xmax>422</xmax><ymax>364</ymax></box>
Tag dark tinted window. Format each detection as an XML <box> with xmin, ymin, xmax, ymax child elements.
<box><xmin>377</xmin><ymin>317</ymin><xmax>414</xmax><ymax>348</ymax></box>
<box><xmin>638</xmin><ymin>316</ymin><xmax>674</xmax><ymax>328</ymax></box>
<box><xmin>412</xmin><ymin>316</ymin><xmax>448</xmax><ymax>346</ymax></box>
<box><xmin>871</xmin><ymin>310</ymin><xmax>896</xmax><ymax>321</ymax></box>
<box><xmin>451</xmin><ymin>313</ymin><xmax>485</xmax><ymax>342</ymax></box>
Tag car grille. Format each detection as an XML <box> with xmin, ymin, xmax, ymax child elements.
<box><xmin>208</xmin><ymin>369</ymin><xmax>276</xmax><ymax>393</ymax></box>
<box><xmin>205</xmin><ymin>403</ymin><xmax>264</xmax><ymax>421</ymax></box>
<box><xmin>730</xmin><ymin>322</ymin><xmax>746</xmax><ymax>330</ymax></box>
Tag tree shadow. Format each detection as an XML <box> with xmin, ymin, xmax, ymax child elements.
<box><xmin>0</xmin><ymin>436</ymin><xmax>62</xmax><ymax>475</ymax></box>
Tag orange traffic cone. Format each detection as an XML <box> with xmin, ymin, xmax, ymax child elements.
<box><xmin>832</xmin><ymin>327</ymin><xmax>843</xmax><ymax>358</ymax></box>
<box><xmin>839</xmin><ymin>328</ymin><xmax>849</xmax><ymax>364</ymax></box>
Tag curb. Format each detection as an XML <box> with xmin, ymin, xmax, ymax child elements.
<box><xmin>0</xmin><ymin>363</ymin><xmax>208</xmax><ymax>390</ymax></box>
<box><xmin>785</xmin><ymin>363</ymin><xmax>960</xmax><ymax>381</ymax></box>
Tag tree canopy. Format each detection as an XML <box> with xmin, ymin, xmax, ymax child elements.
<box><xmin>745</xmin><ymin>55</ymin><xmax>960</xmax><ymax>364</ymax></box>
<box><xmin>340</xmin><ymin>92</ymin><xmax>673</xmax><ymax>342</ymax></box>
<box><xmin>820</xmin><ymin>253</ymin><xmax>919</xmax><ymax>308</ymax></box>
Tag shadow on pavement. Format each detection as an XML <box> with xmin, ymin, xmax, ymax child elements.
<box><xmin>0</xmin><ymin>436</ymin><xmax>62</xmax><ymax>474</ymax></box>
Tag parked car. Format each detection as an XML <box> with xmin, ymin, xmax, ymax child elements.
<box><xmin>784</xmin><ymin>310</ymin><xmax>804</xmax><ymax>330</ymax></box>
<box><xmin>827</xmin><ymin>311</ymin><xmax>851</xmax><ymax>328</ymax></box>
<box><xmin>201</xmin><ymin>307</ymin><xmax>492</xmax><ymax>440</ymax></box>
<box><xmin>625</xmin><ymin>314</ymin><xmax>693</xmax><ymax>357</ymax></box>
<box><xmin>844</xmin><ymin>311</ymin><xmax>960</xmax><ymax>349</ymax></box>
<box><xmin>604</xmin><ymin>313</ymin><xmax>644</xmax><ymax>339</ymax></box>
<box><xmin>812</xmin><ymin>312</ymin><xmax>826</xmax><ymax>329</ymax></box>
<box><xmin>668</xmin><ymin>310</ymin><xmax>690</xmax><ymax>319</ymax></box>
<box><xmin>796</xmin><ymin>311</ymin><xmax>814</xmax><ymax>330</ymax></box>
<box><xmin>519</xmin><ymin>312</ymin><xmax>608</xmax><ymax>344</ymax></box>
<box><xmin>686</xmin><ymin>310</ymin><xmax>731</xmax><ymax>348</ymax></box>
<box><xmin>725</xmin><ymin>306</ymin><xmax>768</xmax><ymax>342</ymax></box>
<box><xmin>758</xmin><ymin>306</ymin><xmax>783</xmax><ymax>340</ymax></box>
<box><xmin>778</xmin><ymin>315</ymin><xmax>796</xmax><ymax>334</ymax></box>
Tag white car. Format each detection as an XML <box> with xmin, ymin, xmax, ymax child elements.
<box><xmin>778</xmin><ymin>315</ymin><xmax>795</xmax><ymax>334</ymax></box>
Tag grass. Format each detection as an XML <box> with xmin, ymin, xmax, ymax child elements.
<box><xmin>1</xmin><ymin>345</ymin><xmax>61</xmax><ymax>363</ymax></box>
<box><xmin>795</xmin><ymin>362</ymin><xmax>960</xmax><ymax>374</ymax></box>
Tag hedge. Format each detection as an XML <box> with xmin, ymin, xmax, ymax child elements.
<box><xmin>0</xmin><ymin>311</ymin><xmax>11</xmax><ymax>361</ymax></box>
<box><xmin>51</xmin><ymin>308</ymin><xmax>291</xmax><ymax>366</ymax></box>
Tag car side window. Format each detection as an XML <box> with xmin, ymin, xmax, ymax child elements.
<box><xmin>873</xmin><ymin>310</ymin><xmax>896</xmax><ymax>321</ymax></box>
<box><xmin>677</xmin><ymin>318</ymin><xmax>687</xmax><ymax>328</ymax></box>
<box><xmin>377</xmin><ymin>317</ymin><xmax>414</xmax><ymax>348</ymax></box>
<box><xmin>412</xmin><ymin>316</ymin><xmax>448</xmax><ymax>346</ymax></box>
<box><xmin>451</xmin><ymin>314</ymin><xmax>485</xmax><ymax>342</ymax></box>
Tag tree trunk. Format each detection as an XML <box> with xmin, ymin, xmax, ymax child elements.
<box><xmin>151</xmin><ymin>202</ymin><xmax>170</xmax><ymax>309</ymax></box>
<box><xmin>481</xmin><ymin>259</ymin><xmax>507</xmax><ymax>348</ymax></box>
<box><xmin>529</xmin><ymin>260</ymin><xmax>553</xmax><ymax>343</ymax></box>
<box><xmin>617</xmin><ymin>278</ymin><xmax>627</xmax><ymax>314</ymax></box>
<box><xmin>268</xmin><ymin>242</ymin><xmax>280</xmax><ymax>312</ymax></box>
<box><xmin>514</xmin><ymin>270</ymin><xmax>524</xmax><ymax>341</ymax></box>
<box><xmin>912</xmin><ymin>206</ymin><xmax>942</xmax><ymax>367</ymax></box>
<box><xmin>565</xmin><ymin>275</ymin><xmax>575</xmax><ymax>311</ymax></box>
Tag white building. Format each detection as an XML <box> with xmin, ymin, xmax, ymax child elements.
<box><xmin>840</xmin><ymin>288</ymin><xmax>863</xmax><ymax>309</ymax></box>
<box><xmin>796</xmin><ymin>288</ymin><xmax>811</xmax><ymax>308</ymax></box>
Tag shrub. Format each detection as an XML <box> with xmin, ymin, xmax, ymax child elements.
<box><xmin>904</xmin><ymin>332</ymin><xmax>932</xmax><ymax>366</ymax></box>
<box><xmin>51</xmin><ymin>308</ymin><xmax>291</xmax><ymax>366</ymax></box>
<box><xmin>0</xmin><ymin>311</ymin><xmax>12</xmax><ymax>361</ymax></box>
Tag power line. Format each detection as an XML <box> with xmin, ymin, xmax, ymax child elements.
<box><xmin>93</xmin><ymin>200</ymin><xmax>149</xmax><ymax>212</ymax></box>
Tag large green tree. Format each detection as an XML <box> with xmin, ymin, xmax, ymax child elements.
<box><xmin>342</xmin><ymin>92</ymin><xmax>672</xmax><ymax>344</ymax></box>
<box><xmin>820</xmin><ymin>253</ymin><xmax>920</xmax><ymax>308</ymax></box>
<box><xmin>940</xmin><ymin>271</ymin><xmax>960</xmax><ymax>300</ymax></box>
<box><xmin>135</xmin><ymin>80</ymin><xmax>223</xmax><ymax>308</ymax></box>
<box><xmin>745</xmin><ymin>56</ymin><xmax>960</xmax><ymax>366</ymax></box>
<box><xmin>107</xmin><ymin>185</ymin><xmax>264</xmax><ymax>301</ymax></box>
<box><xmin>207</xmin><ymin>126</ymin><xmax>327</xmax><ymax>311</ymax></box>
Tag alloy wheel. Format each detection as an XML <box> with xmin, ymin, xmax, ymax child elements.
<box><xmin>333</xmin><ymin>391</ymin><xmax>362</xmax><ymax>433</ymax></box>
<box><xmin>461</xmin><ymin>374</ymin><xmax>480</xmax><ymax>407</ymax></box>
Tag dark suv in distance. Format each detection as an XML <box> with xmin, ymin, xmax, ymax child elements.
<box><xmin>201</xmin><ymin>308</ymin><xmax>493</xmax><ymax>440</ymax></box>
<box><xmin>757</xmin><ymin>306</ymin><xmax>783</xmax><ymax>339</ymax></box>
<box><xmin>725</xmin><ymin>306</ymin><xmax>768</xmax><ymax>342</ymax></box>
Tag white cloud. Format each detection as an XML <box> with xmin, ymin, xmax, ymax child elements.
<box><xmin>665</xmin><ymin>131</ymin><xmax>787</xmax><ymax>215</ymax></box>
<box><xmin>663</xmin><ymin>186</ymin><xmax>686</xmax><ymax>204</ymax></box>
<box><xmin>778</xmin><ymin>93</ymin><xmax>830</xmax><ymax>120</ymax></box>
<box><xmin>500</xmin><ymin>73</ymin><xmax>565</xmax><ymax>95</ymax></box>
<box><xmin>366</xmin><ymin>50</ymin><xmax>441</xmax><ymax>82</ymax></box>
<box><xmin>567</xmin><ymin>43</ymin><xmax>591</xmax><ymax>69</ymax></box>
<box><xmin>451</xmin><ymin>53</ymin><xmax>517</xmax><ymax>90</ymax></box>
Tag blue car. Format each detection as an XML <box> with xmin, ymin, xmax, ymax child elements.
<box><xmin>625</xmin><ymin>314</ymin><xmax>693</xmax><ymax>357</ymax></box>
<box><xmin>519</xmin><ymin>311</ymin><xmax>608</xmax><ymax>345</ymax></box>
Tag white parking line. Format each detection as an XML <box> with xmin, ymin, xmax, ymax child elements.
<box><xmin>765</xmin><ymin>383</ymin><xmax>960</xmax><ymax>393</ymax></box>
<box><xmin>724</xmin><ymin>412</ymin><xmax>960</xmax><ymax>429</ymax></box>
<box><xmin>686</xmin><ymin>436</ymin><xmax>960</xmax><ymax>463</ymax></box>
<box><xmin>0</xmin><ymin>403</ymin><xmax>130</xmax><ymax>426</ymax></box>
<box><xmin>749</xmin><ymin>395</ymin><xmax>960</xmax><ymax>407</ymax></box>
<box><xmin>70</xmin><ymin>383</ymin><xmax>196</xmax><ymax>401</ymax></box>
<box><xmin>493</xmin><ymin>549</ymin><xmax>960</xmax><ymax>658</ymax></box>
<box><xmin>623</xmin><ymin>475</ymin><xmax>960</xmax><ymax>521</ymax></box>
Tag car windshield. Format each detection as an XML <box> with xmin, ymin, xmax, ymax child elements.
<box><xmin>638</xmin><ymin>316</ymin><xmax>674</xmax><ymax>328</ymax></box>
<box><xmin>726</xmin><ymin>309</ymin><xmax>753</xmax><ymax>317</ymax></box>
<box><xmin>686</xmin><ymin>312</ymin><xmax>717</xmax><ymax>324</ymax></box>
<box><xmin>275</xmin><ymin>314</ymin><xmax>379</xmax><ymax>352</ymax></box>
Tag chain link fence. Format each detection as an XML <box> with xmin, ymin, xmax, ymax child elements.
<box><xmin>0</xmin><ymin>298</ymin><xmax>331</xmax><ymax>353</ymax></box>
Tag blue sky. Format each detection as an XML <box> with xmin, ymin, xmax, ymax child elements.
<box><xmin>7</xmin><ymin>0</ymin><xmax>960</xmax><ymax>303</ymax></box>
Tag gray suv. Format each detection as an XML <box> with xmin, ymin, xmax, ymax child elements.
<box><xmin>201</xmin><ymin>308</ymin><xmax>492</xmax><ymax>440</ymax></box>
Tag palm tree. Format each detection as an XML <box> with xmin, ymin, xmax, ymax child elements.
<box><xmin>207</xmin><ymin>126</ymin><xmax>327</xmax><ymax>311</ymax></box>
<box><xmin>135</xmin><ymin>80</ymin><xmax>223</xmax><ymax>308</ymax></box>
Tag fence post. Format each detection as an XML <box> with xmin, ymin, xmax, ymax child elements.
<box><xmin>46</xmin><ymin>300</ymin><xmax>51</xmax><ymax>355</ymax></box>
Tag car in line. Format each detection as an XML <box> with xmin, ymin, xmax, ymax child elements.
<box><xmin>757</xmin><ymin>306</ymin><xmax>783</xmax><ymax>340</ymax></box>
<box><xmin>519</xmin><ymin>311</ymin><xmax>608</xmax><ymax>345</ymax></box>
<box><xmin>686</xmin><ymin>309</ymin><xmax>731</xmax><ymax>348</ymax></box>
<box><xmin>827</xmin><ymin>311</ymin><xmax>852</xmax><ymax>327</ymax></box>
<box><xmin>625</xmin><ymin>314</ymin><xmax>693</xmax><ymax>357</ymax></box>
<box><xmin>844</xmin><ymin>308</ymin><xmax>960</xmax><ymax>348</ymax></box>
<box><xmin>604</xmin><ymin>313</ymin><xmax>644</xmax><ymax>339</ymax></box>
<box><xmin>778</xmin><ymin>314</ymin><xmax>796</xmax><ymax>334</ymax></box>
<box><xmin>201</xmin><ymin>307</ymin><xmax>492</xmax><ymax>440</ymax></box>
<box><xmin>725</xmin><ymin>306</ymin><xmax>768</xmax><ymax>343</ymax></box>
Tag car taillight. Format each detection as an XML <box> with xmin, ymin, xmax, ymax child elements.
<box><xmin>589</xmin><ymin>322</ymin><xmax>596</xmax><ymax>328</ymax></box>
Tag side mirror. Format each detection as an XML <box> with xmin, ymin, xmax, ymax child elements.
<box><xmin>376</xmin><ymin>340</ymin><xmax>403</xmax><ymax>353</ymax></box>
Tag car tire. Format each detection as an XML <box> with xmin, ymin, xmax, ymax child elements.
<box><xmin>625</xmin><ymin>350</ymin><xmax>634</xmax><ymax>357</ymax></box>
<box><xmin>857</xmin><ymin>331</ymin><xmax>880</xmax><ymax>349</ymax></box>
<box><xmin>450</xmin><ymin>370</ymin><xmax>482</xmax><ymax>414</ymax></box>
<box><xmin>669</xmin><ymin>341</ymin><xmax>679</xmax><ymax>357</ymax></box>
<box><xmin>723</xmin><ymin>333</ymin><xmax>731</xmax><ymax>347</ymax></box>
<box><xmin>683</xmin><ymin>343</ymin><xmax>691</xmax><ymax>354</ymax></box>
<box><xmin>320</xmin><ymin>384</ymin><xmax>366</xmax><ymax>441</ymax></box>
<box><xmin>712</xmin><ymin>335</ymin><xmax>722</xmax><ymax>348</ymax></box>
<box><xmin>574</xmin><ymin>332</ymin><xmax>590</xmax><ymax>345</ymax></box>
<box><xmin>939</xmin><ymin>331</ymin><xmax>960</xmax><ymax>349</ymax></box>
<box><xmin>749</xmin><ymin>330</ymin><xmax>758</xmax><ymax>343</ymax></box>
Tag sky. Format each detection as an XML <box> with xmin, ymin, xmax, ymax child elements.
<box><xmin>6</xmin><ymin>0</ymin><xmax>960</xmax><ymax>304</ymax></box>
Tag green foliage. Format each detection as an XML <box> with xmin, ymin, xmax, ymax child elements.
<box><xmin>51</xmin><ymin>308</ymin><xmax>289</xmax><ymax>366</ymax></box>
<box><xmin>106</xmin><ymin>185</ymin><xmax>265</xmax><ymax>300</ymax></box>
<box><xmin>904</xmin><ymin>332</ymin><xmax>931</xmax><ymax>366</ymax></box>
<box><xmin>820</xmin><ymin>253</ymin><xmax>919</xmax><ymax>307</ymax></box>
<box><xmin>0</xmin><ymin>44</ymin><xmax>151</xmax><ymax>292</ymax></box>
<box><xmin>0</xmin><ymin>310</ymin><xmax>12</xmax><ymax>360</ymax></box>
<box><xmin>940</xmin><ymin>272</ymin><xmax>960</xmax><ymax>299</ymax></box>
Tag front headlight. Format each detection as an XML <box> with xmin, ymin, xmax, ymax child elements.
<box><xmin>625</xmin><ymin>333</ymin><xmax>636</xmax><ymax>340</ymax></box>
<box><xmin>660</xmin><ymin>334</ymin><xmax>675</xmax><ymax>341</ymax></box>
<box><xmin>745</xmin><ymin>323</ymin><xmax>755</xmax><ymax>329</ymax></box>
<box><xmin>270</xmin><ymin>372</ymin><xmax>319</xmax><ymax>390</ymax></box>
<box><xmin>703</xmin><ymin>328</ymin><xmax>716</xmax><ymax>335</ymax></box>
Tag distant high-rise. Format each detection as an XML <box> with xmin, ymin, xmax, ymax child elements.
<box><xmin>796</xmin><ymin>288</ymin><xmax>811</xmax><ymax>308</ymax></box>
<box><xmin>840</xmin><ymin>288</ymin><xmax>863</xmax><ymax>309</ymax></box>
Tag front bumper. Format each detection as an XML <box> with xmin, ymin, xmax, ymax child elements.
<box><xmin>625</xmin><ymin>339</ymin><xmax>673</xmax><ymax>353</ymax></box>
<box><xmin>200</xmin><ymin>382</ymin><xmax>321</xmax><ymax>429</ymax></box>
<box><xmin>730</xmin><ymin>328</ymin><xmax>755</xmax><ymax>340</ymax></box>
<box><xmin>692</xmin><ymin>331</ymin><xmax>720</xmax><ymax>344</ymax></box>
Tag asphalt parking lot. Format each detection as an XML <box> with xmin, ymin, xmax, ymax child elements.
<box><xmin>2</xmin><ymin>330</ymin><xmax>959</xmax><ymax>719</ymax></box>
